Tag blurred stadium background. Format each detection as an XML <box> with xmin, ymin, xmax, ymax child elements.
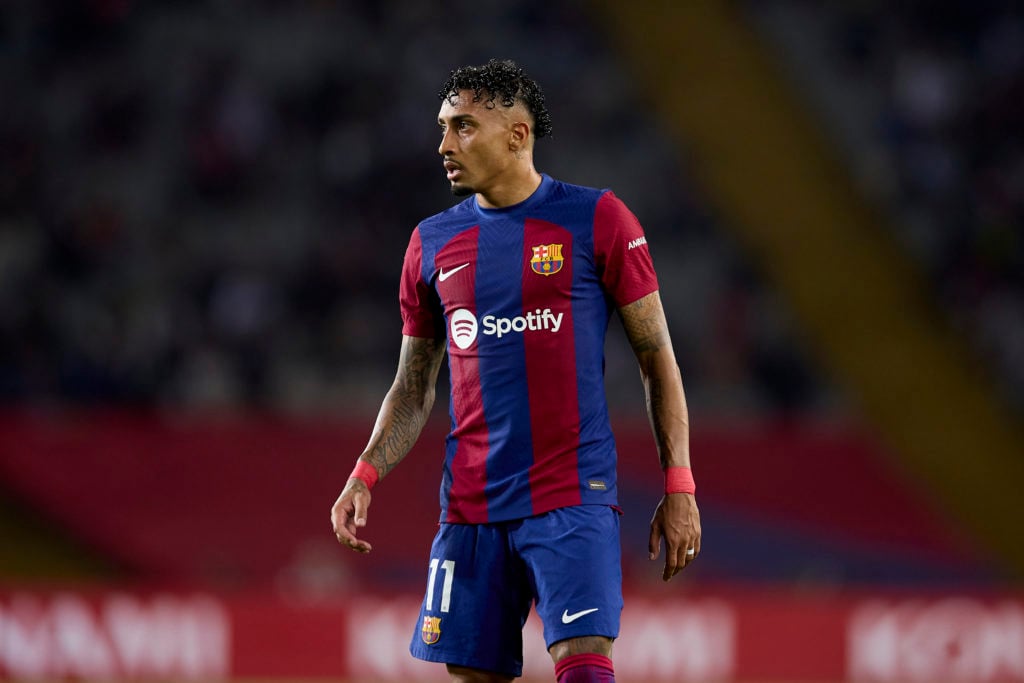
<box><xmin>1</xmin><ymin>0</ymin><xmax>1022</xmax><ymax>681</ymax></box>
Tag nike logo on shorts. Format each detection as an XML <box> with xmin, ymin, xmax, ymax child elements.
<box><xmin>438</xmin><ymin>263</ymin><xmax>470</xmax><ymax>282</ymax></box>
<box><xmin>561</xmin><ymin>608</ymin><xmax>599</xmax><ymax>624</ymax></box>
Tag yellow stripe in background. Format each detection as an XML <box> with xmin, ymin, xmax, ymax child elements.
<box><xmin>590</xmin><ymin>0</ymin><xmax>1024</xmax><ymax>579</ymax></box>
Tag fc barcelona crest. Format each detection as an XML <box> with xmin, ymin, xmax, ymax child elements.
<box><xmin>421</xmin><ymin>615</ymin><xmax>442</xmax><ymax>644</ymax></box>
<box><xmin>530</xmin><ymin>243</ymin><xmax>564</xmax><ymax>276</ymax></box>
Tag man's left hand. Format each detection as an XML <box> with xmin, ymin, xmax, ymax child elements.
<box><xmin>648</xmin><ymin>493</ymin><xmax>701</xmax><ymax>581</ymax></box>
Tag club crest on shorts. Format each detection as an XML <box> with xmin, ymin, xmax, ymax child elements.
<box><xmin>530</xmin><ymin>243</ymin><xmax>564</xmax><ymax>276</ymax></box>
<box><xmin>421</xmin><ymin>615</ymin><xmax>442</xmax><ymax>644</ymax></box>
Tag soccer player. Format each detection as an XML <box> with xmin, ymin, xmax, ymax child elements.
<box><xmin>331</xmin><ymin>58</ymin><xmax>701</xmax><ymax>683</ymax></box>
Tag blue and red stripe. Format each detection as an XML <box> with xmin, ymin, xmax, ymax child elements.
<box><xmin>523</xmin><ymin>219</ymin><xmax>581</xmax><ymax>514</ymax></box>
<box><xmin>435</xmin><ymin>227</ymin><xmax>489</xmax><ymax>523</ymax></box>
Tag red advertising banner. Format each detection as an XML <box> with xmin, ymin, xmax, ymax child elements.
<box><xmin>2</xmin><ymin>587</ymin><xmax>1022</xmax><ymax>682</ymax></box>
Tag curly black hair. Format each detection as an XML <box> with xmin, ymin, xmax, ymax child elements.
<box><xmin>438</xmin><ymin>58</ymin><xmax>553</xmax><ymax>139</ymax></box>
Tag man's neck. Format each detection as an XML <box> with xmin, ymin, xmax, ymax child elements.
<box><xmin>476</xmin><ymin>169</ymin><xmax>543</xmax><ymax>209</ymax></box>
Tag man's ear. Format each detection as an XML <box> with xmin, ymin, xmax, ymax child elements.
<box><xmin>510</xmin><ymin>121</ymin><xmax>531</xmax><ymax>152</ymax></box>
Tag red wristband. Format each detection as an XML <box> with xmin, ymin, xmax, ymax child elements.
<box><xmin>665</xmin><ymin>466</ymin><xmax>695</xmax><ymax>495</ymax></box>
<box><xmin>349</xmin><ymin>460</ymin><xmax>379</xmax><ymax>490</ymax></box>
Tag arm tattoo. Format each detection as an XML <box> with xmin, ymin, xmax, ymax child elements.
<box><xmin>619</xmin><ymin>292</ymin><xmax>689</xmax><ymax>469</ymax></box>
<box><xmin>619</xmin><ymin>293</ymin><xmax>670</xmax><ymax>354</ymax></box>
<box><xmin>363</xmin><ymin>336</ymin><xmax>445</xmax><ymax>479</ymax></box>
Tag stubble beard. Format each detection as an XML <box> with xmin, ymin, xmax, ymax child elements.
<box><xmin>451</xmin><ymin>183</ymin><xmax>474</xmax><ymax>198</ymax></box>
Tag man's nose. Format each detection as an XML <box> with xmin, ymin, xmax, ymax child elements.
<box><xmin>438</xmin><ymin>127</ymin><xmax>455</xmax><ymax>156</ymax></box>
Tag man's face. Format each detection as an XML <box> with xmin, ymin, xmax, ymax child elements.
<box><xmin>437</xmin><ymin>89</ymin><xmax>519</xmax><ymax>198</ymax></box>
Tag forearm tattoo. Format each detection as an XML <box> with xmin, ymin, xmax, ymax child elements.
<box><xmin>365</xmin><ymin>337</ymin><xmax>444</xmax><ymax>478</ymax></box>
<box><xmin>646</xmin><ymin>362</ymin><xmax>687</xmax><ymax>469</ymax></box>
<box><xmin>620</xmin><ymin>293</ymin><xmax>688</xmax><ymax>468</ymax></box>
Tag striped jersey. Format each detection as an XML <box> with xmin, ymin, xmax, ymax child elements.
<box><xmin>400</xmin><ymin>174</ymin><xmax>659</xmax><ymax>523</ymax></box>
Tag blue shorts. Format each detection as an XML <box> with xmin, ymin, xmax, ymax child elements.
<box><xmin>408</xmin><ymin>505</ymin><xmax>623</xmax><ymax>678</ymax></box>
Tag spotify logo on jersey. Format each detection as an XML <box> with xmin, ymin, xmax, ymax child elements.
<box><xmin>449</xmin><ymin>308</ymin><xmax>565</xmax><ymax>350</ymax></box>
<box><xmin>450</xmin><ymin>309</ymin><xmax>479</xmax><ymax>350</ymax></box>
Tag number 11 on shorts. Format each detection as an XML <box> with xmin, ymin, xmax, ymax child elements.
<box><xmin>425</xmin><ymin>558</ymin><xmax>455</xmax><ymax>613</ymax></box>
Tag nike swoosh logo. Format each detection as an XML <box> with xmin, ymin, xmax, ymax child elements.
<box><xmin>438</xmin><ymin>263</ymin><xmax>469</xmax><ymax>282</ymax></box>
<box><xmin>561</xmin><ymin>608</ymin><xmax>599</xmax><ymax>624</ymax></box>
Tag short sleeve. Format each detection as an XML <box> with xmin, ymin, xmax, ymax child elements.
<box><xmin>400</xmin><ymin>227</ymin><xmax>444</xmax><ymax>338</ymax></box>
<box><xmin>593</xmin><ymin>192</ymin><xmax>659</xmax><ymax>306</ymax></box>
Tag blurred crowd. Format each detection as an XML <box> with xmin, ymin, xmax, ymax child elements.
<box><xmin>751</xmin><ymin>0</ymin><xmax>1024</xmax><ymax>414</ymax></box>
<box><xmin>0</xmin><ymin>0</ymin><xmax>832</xmax><ymax>417</ymax></box>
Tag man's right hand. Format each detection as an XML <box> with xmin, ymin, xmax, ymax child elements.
<box><xmin>331</xmin><ymin>479</ymin><xmax>373</xmax><ymax>553</ymax></box>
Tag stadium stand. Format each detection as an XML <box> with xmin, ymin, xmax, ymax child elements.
<box><xmin>0</xmin><ymin>0</ymin><xmax>829</xmax><ymax>418</ymax></box>
<box><xmin>746</xmin><ymin>0</ymin><xmax>1024</xmax><ymax>415</ymax></box>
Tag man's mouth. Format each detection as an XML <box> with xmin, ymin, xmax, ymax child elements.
<box><xmin>444</xmin><ymin>160</ymin><xmax>461</xmax><ymax>181</ymax></box>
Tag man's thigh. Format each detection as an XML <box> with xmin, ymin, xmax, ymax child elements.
<box><xmin>409</xmin><ymin>521</ymin><xmax>533</xmax><ymax>678</ymax></box>
<box><xmin>513</xmin><ymin>505</ymin><xmax>624</xmax><ymax>649</ymax></box>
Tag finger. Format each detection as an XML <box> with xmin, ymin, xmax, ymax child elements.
<box><xmin>331</xmin><ymin>506</ymin><xmax>371</xmax><ymax>552</ymax></box>
<box><xmin>331</xmin><ymin>507</ymin><xmax>355</xmax><ymax>539</ymax></box>
<box><xmin>675</xmin><ymin>535</ymin><xmax>699</xmax><ymax>574</ymax></box>
<box><xmin>677</xmin><ymin>543</ymin><xmax>692</xmax><ymax>574</ymax></box>
<box><xmin>343</xmin><ymin>538</ymin><xmax>372</xmax><ymax>553</ymax></box>
<box><xmin>667</xmin><ymin>532</ymin><xmax>693</xmax><ymax>580</ymax></box>
<box><xmin>353</xmin><ymin>493</ymin><xmax>369</xmax><ymax>528</ymax></box>
<box><xmin>663</xmin><ymin>541</ymin><xmax>682</xmax><ymax>581</ymax></box>
<box><xmin>685</xmin><ymin>532</ymin><xmax>701</xmax><ymax>563</ymax></box>
<box><xmin>350</xmin><ymin>538</ymin><xmax>373</xmax><ymax>553</ymax></box>
<box><xmin>331</xmin><ymin>512</ymin><xmax>354</xmax><ymax>541</ymax></box>
<box><xmin>333</xmin><ymin>524</ymin><xmax>373</xmax><ymax>553</ymax></box>
<box><xmin>663</xmin><ymin>554</ymin><xmax>678</xmax><ymax>582</ymax></box>
<box><xmin>648</xmin><ymin>523</ymin><xmax>662</xmax><ymax>561</ymax></box>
